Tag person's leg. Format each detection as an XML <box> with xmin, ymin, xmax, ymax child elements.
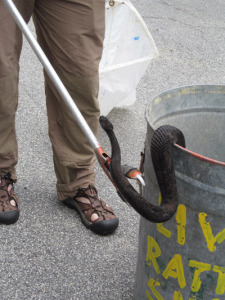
<box><xmin>33</xmin><ymin>0</ymin><xmax>102</xmax><ymax>199</ymax></box>
<box><xmin>33</xmin><ymin>0</ymin><xmax>118</xmax><ymax>234</ymax></box>
<box><xmin>0</xmin><ymin>0</ymin><xmax>34</xmax><ymax>224</ymax></box>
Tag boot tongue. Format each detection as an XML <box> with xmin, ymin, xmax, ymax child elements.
<box><xmin>86</xmin><ymin>185</ymin><xmax>97</xmax><ymax>197</ymax></box>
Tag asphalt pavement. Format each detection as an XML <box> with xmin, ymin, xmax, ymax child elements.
<box><xmin>1</xmin><ymin>0</ymin><xmax>225</xmax><ymax>299</ymax></box>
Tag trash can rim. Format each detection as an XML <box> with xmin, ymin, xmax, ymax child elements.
<box><xmin>145</xmin><ymin>83</ymin><xmax>225</xmax><ymax>123</ymax></box>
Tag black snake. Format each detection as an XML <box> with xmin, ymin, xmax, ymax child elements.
<box><xmin>99</xmin><ymin>116</ymin><xmax>185</xmax><ymax>223</ymax></box>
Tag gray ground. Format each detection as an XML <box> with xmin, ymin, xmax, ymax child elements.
<box><xmin>1</xmin><ymin>0</ymin><xmax>225</xmax><ymax>299</ymax></box>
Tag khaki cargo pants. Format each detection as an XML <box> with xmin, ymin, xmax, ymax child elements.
<box><xmin>0</xmin><ymin>0</ymin><xmax>105</xmax><ymax>200</ymax></box>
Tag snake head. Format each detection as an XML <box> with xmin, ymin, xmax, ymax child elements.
<box><xmin>99</xmin><ymin>116</ymin><xmax>114</xmax><ymax>132</ymax></box>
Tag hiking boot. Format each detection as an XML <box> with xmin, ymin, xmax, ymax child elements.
<box><xmin>0</xmin><ymin>173</ymin><xmax>19</xmax><ymax>224</ymax></box>
<box><xmin>64</xmin><ymin>185</ymin><xmax>119</xmax><ymax>235</ymax></box>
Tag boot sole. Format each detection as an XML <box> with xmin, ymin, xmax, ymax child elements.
<box><xmin>0</xmin><ymin>210</ymin><xmax>19</xmax><ymax>225</ymax></box>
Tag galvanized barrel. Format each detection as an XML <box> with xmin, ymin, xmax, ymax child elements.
<box><xmin>134</xmin><ymin>85</ymin><xmax>225</xmax><ymax>300</ymax></box>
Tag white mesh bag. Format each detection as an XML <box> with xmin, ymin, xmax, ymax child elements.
<box><xmin>99</xmin><ymin>0</ymin><xmax>158</xmax><ymax>115</ymax></box>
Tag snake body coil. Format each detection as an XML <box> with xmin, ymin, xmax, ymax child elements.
<box><xmin>100</xmin><ymin>116</ymin><xmax>185</xmax><ymax>223</ymax></box>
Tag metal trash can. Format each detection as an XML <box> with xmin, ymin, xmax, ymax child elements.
<box><xmin>134</xmin><ymin>85</ymin><xmax>225</xmax><ymax>299</ymax></box>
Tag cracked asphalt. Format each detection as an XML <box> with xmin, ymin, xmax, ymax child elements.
<box><xmin>1</xmin><ymin>0</ymin><xmax>225</xmax><ymax>299</ymax></box>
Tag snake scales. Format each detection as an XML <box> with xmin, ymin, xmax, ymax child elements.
<box><xmin>100</xmin><ymin>116</ymin><xmax>185</xmax><ymax>223</ymax></box>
